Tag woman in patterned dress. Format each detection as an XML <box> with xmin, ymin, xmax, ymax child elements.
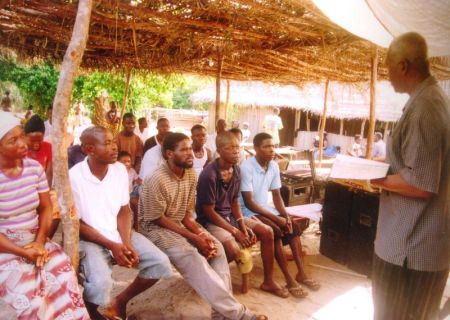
<box><xmin>0</xmin><ymin>111</ymin><xmax>90</xmax><ymax>320</ymax></box>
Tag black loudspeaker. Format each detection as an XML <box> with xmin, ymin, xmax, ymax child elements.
<box><xmin>319</xmin><ymin>182</ymin><xmax>380</xmax><ymax>276</ymax></box>
<box><xmin>347</xmin><ymin>190</ymin><xmax>379</xmax><ymax>276</ymax></box>
<box><xmin>319</xmin><ymin>182</ymin><xmax>354</xmax><ymax>264</ymax></box>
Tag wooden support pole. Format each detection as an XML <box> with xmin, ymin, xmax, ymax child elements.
<box><xmin>224</xmin><ymin>79</ymin><xmax>230</xmax><ymax>121</ymax></box>
<box><xmin>52</xmin><ymin>0</ymin><xmax>93</xmax><ymax>269</ymax></box>
<box><xmin>339</xmin><ymin>119</ymin><xmax>344</xmax><ymax>135</ymax></box>
<box><xmin>318</xmin><ymin>79</ymin><xmax>330</xmax><ymax>168</ymax></box>
<box><xmin>121</xmin><ymin>68</ymin><xmax>132</xmax><ymax>115</ymax></box>
<box><xmin>306</xmin><ymin>112</ymin><xmax>310</xmax><ymax>132</ymax></box>
<box><xmin>360</xmin><ymin>119</ymin><xmax>366</xmax><ymax>137</ymax></box>
<box><xmin>366</xmin><ymin>47</ymin><xmax>378</xmax><ymax>159</ymax></box>
<box><xmin>215</xmin><ymin>50</ymin><xmax>223</xmax><ymax>125</ymax></box>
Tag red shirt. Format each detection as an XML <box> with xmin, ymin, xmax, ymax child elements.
<box><xmin>27</xmin><ymin>141</ymin><xmax>52</xmax><ymax>170</ymax></box>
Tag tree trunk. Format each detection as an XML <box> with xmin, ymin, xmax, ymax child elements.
<box><xmin>318</xmin><ymin>79</ymin><xmax>329</xmax><ymax>168</ymax></box>
<box><xmin>215</xmin><ymin>50</ymin><xmax>223</xmax><ymax>124</ymax></box>
<box><xmin>52</xmin><ymin>0</ymin><xmax>93</xmax><ymax>269</ymax></box>
<box><xmin>224</xmin><ymin>79</ymin><xmax>230</xmax><ymax>121</ymax></box>
<box><xmin>366</xmin><ymin>47</ymin><xmax>378</xmax><ymax>159</ymax></box>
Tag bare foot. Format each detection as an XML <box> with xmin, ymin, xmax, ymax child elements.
<box><xmin>104</xmin><ymin>298</ymin><xmax>127</xmax><ymax>320</ymax></box>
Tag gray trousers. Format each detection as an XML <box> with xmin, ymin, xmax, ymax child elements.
<box><xmin>372</xmin><ymin>254</ymin><xmax>449</xmax><ymax>320</ymax></box>
<box><xmin>164</xmin><ymin>241</ymin><xmax>254</xmax><ymax>320</ymax></box>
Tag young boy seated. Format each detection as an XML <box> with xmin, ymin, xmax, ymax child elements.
<box><xmin>118</xmin><ymin>151</ymin><xmax>142</xmax><ymax>229</ymax></box>
<box><xmin>196</xmin><ymin>132</ymin><xmax>290</xmax><ymax>298</ymax></box>
<box><xmin>240</xmin><ymin>133</ymin><xmax>320</xmax><ymax>296</ymax></box>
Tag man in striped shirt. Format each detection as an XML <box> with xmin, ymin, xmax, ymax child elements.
<box><xmin>139</xmin><ymin>132</ymin><xmax>266</xmax><ymax>320</ymax></box>
<box><xmin>371</xmin><ymin>32</ymin><xmax>450</xmax><ymax>320</ymax></box>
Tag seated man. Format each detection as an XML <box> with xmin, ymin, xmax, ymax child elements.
<box><xmin>70</xmin><ymin>126</ymin><xmax>172</xmax><ymax>320</ymax></box>
<box><xmin>196</xmin><ymin>132</ymin><xmax>290</xmax><ymax>298</ymax></box>
<box><xmin>191</xmin><ymin>124</ymin><xmax>212</xmax><ymax>176</ymax></box>
<box><xmin>241</xmin><ymin>133</ymin><xmax>320</xmax><ymax>295</ymax></box>
<box><xmin>139</xmin><ymin>132</ymin><xmax>266</xmax><ymax>320</ymax></box>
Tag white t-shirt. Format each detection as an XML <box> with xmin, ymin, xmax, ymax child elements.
<box><xmin>352</xmin><ymin>142</ymin><xmax>364</xmax><ymax>157</ymax></box>
<box><xmin>193</xmin><ymin>146</ymin><xmax>208</xmax><ymax>176</ymax></box>
<box><xmin>69</xmin><ymin>158</ymin><xmax>130</xmax><ymax>243</ymax></box>
<box><xmin>134</xmin><ymin>127</ymin><xmax>151</xmax><ymax>144</ymax></box>
<box><xmin>139</xmin><ymin>145</ymin><xmax>165</xmax><ymax>180</ymax></box>
<box><xmin>206</xmin><ymin>132</ymin><xmax>217</xmax><ymax>154</ymax></box>
<box><xmin>263</xmin><ymin>114</ymin><xmax>283</xmax><ymax>144</ymax></box>
<box><xmin>44</xmin><ymin>120</ymin><xmax>53</xmax><ymax>143</ymax></box>
<box><xmin>373</xmin><ymin>139</ymin><xmax>386</xmax><ymax>158</ymax></box>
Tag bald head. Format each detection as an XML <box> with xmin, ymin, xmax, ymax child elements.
<box><xmin>387</xmin><ymin>32</ymin><xmax>429</xmax><ymax>76</ymax></box>
<box><xmin>80</xmin><ymin>126</ymin><xmax>109</xmax><ymax>146</ymax></box>
<box><xmin>216</xmin><ymin>131</ymin><xmax>239</xmax><ymax>151</ymax></box>
<box><xmin>216</xmin><ymin>119</ymin><xmax>227</xmax><ymax>134</ymax></box>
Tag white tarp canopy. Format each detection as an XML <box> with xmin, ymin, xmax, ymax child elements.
<box><xmin>312</xmin><ymin>0</ymin><xmax>450</xmax><ymax>57</ymax></box>
<box><xmin>190</xmin><ymin>80</ymin><xmax>410</xmax><ymax>122</ymax></box>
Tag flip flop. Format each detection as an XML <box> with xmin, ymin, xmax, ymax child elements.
<box><xmin>298</xmin><ymin>278</ymin><xmax>321</xmax><ymax>291</ymax></box>
<box><xmin>103</xmin><ymin>306</ymin><xmax>128</xmax><ymax>320</ymax></box>
<box><xmin>286</xmin><ymin>285</ymin><xmax>308</xmax><ymax>298</ymax></box>
<box><xmin>253</xmin><ymin>315</ymin><xmax>269</xmax><ymax>320</ymax></box>
<box><xmin>259</xmin><ymin>285</ymin><xmax>290</xmax><ymax>298</ymax></box>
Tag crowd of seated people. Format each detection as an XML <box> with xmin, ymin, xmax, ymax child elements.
<box><xmin>1</xmin><ymin>110</ymin><xmax>321</xmax><ymax>320</ymax></box>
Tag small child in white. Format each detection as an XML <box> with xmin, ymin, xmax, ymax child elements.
<box><xmin>118</xmin><ymin>151</ymin><xmax>141</xmax><ymax>229</ymax></box>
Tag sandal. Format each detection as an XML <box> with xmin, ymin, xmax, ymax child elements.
<box><xmin>298</xmin><ymin>278</ymin><xmax>321</xmax><ymax>291</ymax></box>
<box><xmin>259</xmin><ymin>285</ymin><xmax>289</xmax><ymax>298</ymax></box>
<box><xmin>286</xmin><ymin>285</ymin><xmax>308</xmax><ymax>298</ymax></box>
<box><xmin>253</xmin><ymin>315</ymin><xmax>268</xmax><ymax>320</ymax></box>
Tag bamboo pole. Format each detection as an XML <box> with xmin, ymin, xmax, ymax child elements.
<box><xmin>224</xmin><ymin>79</ymin><xmax>230</xmax><ymax>121</ymax></box>
<box><xmin>366</xmin><ymin>47</ymin><xmax>378</xmax><ymax>159</ymax></box>
<box><xmin>52</xmin><ymin>0</ymin><xmax>93</xmax><ymax>269</ymax></box>
<box><xmin>215</xmin><ymin>50</ymin><xmax>223</xmax><ymax>125</ymax></box>
<box><xmin>318</xmin><ymin>79</ymin><xmax>330</xmax><ymax>168</ymax></box>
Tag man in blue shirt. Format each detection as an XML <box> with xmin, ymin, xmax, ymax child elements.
<box><xmin>197</xmin><ymin>132</ymin><xmax>289</xmax><ymax>298</ymax></box>
<box><xmin>241</xmin><ymin>133</ymin><xmax>320</xmax><ymax>296</ymax></box>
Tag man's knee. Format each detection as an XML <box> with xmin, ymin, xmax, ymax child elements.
<box><xmin>256</xmin><ymin>224</ymin><xmax>274</xmax><ymax>242</ymax></box>
<box><xmin>222</xmin><ymin>239</ymin><xmax>240</xmax><ymax>261</ymax></box>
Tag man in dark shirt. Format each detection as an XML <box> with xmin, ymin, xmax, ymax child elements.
<box><xmin>196</xmin><ymin>132</ymin><xmax>290</xmax><ymax>298</ymax></box>
<box><xmin>68</xmin><ymin>144</ymin><xmax>87</xmax><ymax>169</ymax></box>
<box><xmin>143</xmin><ymin>117</ymin><xmax>170</xmax><ymax>154</ymax></box>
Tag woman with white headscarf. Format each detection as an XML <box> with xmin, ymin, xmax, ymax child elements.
<box><xmin>0</xmin><ymin>111</ymin><xmax>89</xmax><ymax>319</ymax></box>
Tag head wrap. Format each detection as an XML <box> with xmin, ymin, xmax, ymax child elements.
<box><xmin>0</xmin><ymin>111</ymin><xmax>21</xmax><ymax>140</ymax></box>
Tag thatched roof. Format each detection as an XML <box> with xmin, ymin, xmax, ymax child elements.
<box><xmin>1</xmin><ymin>1</ymin><xmax>449</xmax><ymax>85</ymax></box>
<box><xmin>190</xmin><ymin>80</ymin><xmax>412</xmax><ymax>122</ymax></box>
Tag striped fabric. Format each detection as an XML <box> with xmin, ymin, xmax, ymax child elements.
<box><xmin>0</xmin><ymin>159</ymin><xmax>90</xmax><ymax>319</ymax></box>
<box><xmin>372</xmin><ymin>254</ymin><xmax>448</xmax><ymax>320</ymax></box>
<box><xmin>138</xmin><ymin>161</ymin><xmax>198</xmax><ymax>251</ymax></box>
<box><xmin>0</xmin><ymin>158</ymin><xmax>48</xmax><ymax>232</ymax></box>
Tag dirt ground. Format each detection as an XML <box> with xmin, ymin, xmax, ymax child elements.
<box><xmin>99</xmin><ymin>223</ymin><xmax>449</xmax><ymax>320</ymax></box>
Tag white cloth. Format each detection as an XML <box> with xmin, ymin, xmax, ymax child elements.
<box><xmin>69</xmin><ymin>158</ymin><xmax>130</xmax><ymax>243</ymax></box>
<box><xmin>205</xmin><ymin>132</ymin><xmax>217</xmax><ymax>154</ymax></box>
<box><xmin>373</xmin><ymin>139</ymin><xmax>386</xmax><ymax>158</ymax></box>
<box><xmin>44</xmin><ymin>120</ymin><xmax>53</xmax><ymax>143</ymax></box>
<box><xmin>263</xmin><ymin>114</ymin><xmax>283</xmax><ymax>145</ymax></box>
<box><xmin>134</xmin><ymin>127</ymin><xmax>151</xmax><ymax>144</ymax></box>
<box><xmin>352</xmin><ymin>142</ymin><xmax>364</xmax><ymax>157</ymax></box>
<box><xmin>241</xmin><ymin>128</ymin><xmax>251</xmax><ymax>143</ymax></box>
<box><xmin>139</xmin><ymin>145</ymin><xmax>164</xmax><ymax>180</ymax></box>
<box><xmin>193</xmin><ymin>146</ymin><xmax>208</xmax><ymax>176</ymax></box>
<box><xmin>0</xmin><ymin>111</ymin><xmax>21</xmax><ymax>140</ymax></box>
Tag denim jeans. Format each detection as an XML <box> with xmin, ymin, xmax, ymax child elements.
<box><xmin>80</xmin><ymin>231</ymin><xmax>172</xmax><ymax>306</ymax></box>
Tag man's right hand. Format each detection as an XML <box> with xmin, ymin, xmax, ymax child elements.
<box><xmin>109</xmin><ymin>243</ymin><xmax>134</xmax><ymax>268</ymax></box>
<box><xmin>234</xmin><ymin>229</ymin><xmax>253</xmax><ymax>248</ymax></box>
<box><xmin>193</xmin><ymin>232</ymin><xmax>217</xmax><ymax>259</ymax></box>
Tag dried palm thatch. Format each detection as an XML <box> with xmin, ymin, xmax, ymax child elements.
<box><xmin>0</xmin><ymin>0</ymin><xmax>449</xmax><ymax>84</ymax></box>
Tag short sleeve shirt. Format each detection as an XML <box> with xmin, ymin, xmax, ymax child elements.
<box><xmin>139</xmin><ymin>145</ymin><xmax>164</xmax><ymax>180</ymax></box>
<box><xmin>27</xmin><ymin>141</ymin><xmax>52</xmax><ymax>170</ymax></box>
<box><xmin>138</xmin><ymin>162</ymin><xmax>197</xmax><ymax>250</ymax></box>
<box><xmin>196</xmin><ymin>160</ymin><xmax>241</xmax><ymax>226</ymax></box>
<box><xmin>239</xmin><ymin>157</ymin><xmax>281</xmax><ymax>217</ymax></box>
<box><xmin>69</xmin><ymin>159</ymin><xmax>130</xmax><ymax>243</ymax></box>
<box><xmin>263</xmin><ymin>114</ymin><xmax>283</xmax><ymax>144</ymax></box>
<box><xmin>375</xmin><ymin>76</ymin><xmax>450</xmax><ymax>272</ymax></box>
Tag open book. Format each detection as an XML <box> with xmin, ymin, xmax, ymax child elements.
<box><xmin>330</xmin><ymin>155</ymin><xmax>389</xmax><ymax>180</ymax></box>
<box><xmin>329</xmin><ymin>155</ymin><xmax>389</xmax><ymax>192</ymax></box>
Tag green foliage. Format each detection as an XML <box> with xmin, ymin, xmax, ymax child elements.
<box><xmin>0</xmin><ymin>59</ymin><xmax>212</xmax><ymax>115</ymax></box>
<box><xmin>0</xmin><ymin>59</ymin><xmax>58</xmax><ymax>114</ymax></box>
